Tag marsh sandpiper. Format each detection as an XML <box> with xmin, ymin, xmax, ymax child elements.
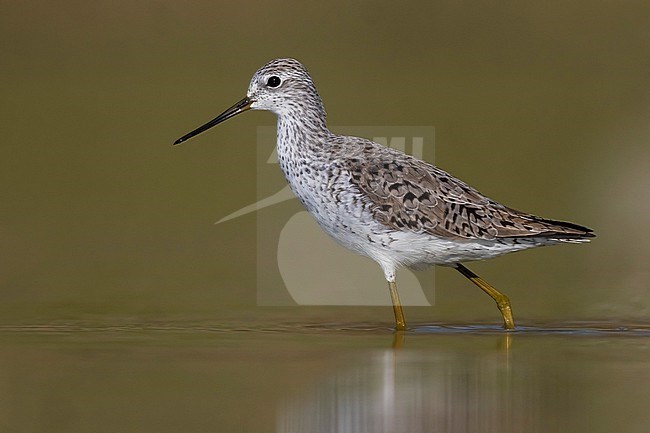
<box><xmin>174</xmin><ymin>58</ymin><xmax>594</xmax><ymax>330</ymax></box>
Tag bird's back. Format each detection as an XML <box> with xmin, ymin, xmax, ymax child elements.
<box><xmin>331</xmin><ymin>136</ymin><xmax>595</xmax><ymax>244</ymax></box>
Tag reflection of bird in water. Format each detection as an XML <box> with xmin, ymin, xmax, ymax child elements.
<box><xmin>174</xmin><ymin>58</ymin><xmax>594</xmax><ymax>330</ymax></box>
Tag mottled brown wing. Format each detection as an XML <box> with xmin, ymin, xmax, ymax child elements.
<box><xmin>346</xmin><ymin>146</ymin><xmax>593</xmax><ymax>241</ymax></box>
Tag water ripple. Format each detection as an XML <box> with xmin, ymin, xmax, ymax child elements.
<box><xmin>0</xmin><ymin>320</ymin><xmax>649</xmax><ymax>336</ymax></box>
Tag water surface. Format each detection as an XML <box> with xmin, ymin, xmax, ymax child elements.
<box><xmin>1</xmin><ymin>321</ymin><xmax>648</xmax><ymax>432</ymax></box>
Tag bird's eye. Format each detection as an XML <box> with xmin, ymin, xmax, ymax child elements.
<box><xmin>266</xmin><ymin>76</ymin><xmax>281</xmax><ymax>88</ymax></box>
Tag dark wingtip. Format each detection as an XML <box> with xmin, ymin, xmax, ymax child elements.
<box><xmin>537</xmin><ymin>219</ymin><xmax>596</xmax><ymax>240</ymax></box>
<box><xmin>555</xmin><ymin>222</ymin><xmax>596</xmax><ymax>238</ymax></box>
<box><xmin>173</xmin><ymin>137</ymin><xmax>184</xmax><ymax>146</ymax></box>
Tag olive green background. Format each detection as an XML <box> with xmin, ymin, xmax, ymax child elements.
<box><xmin>2</xmin><ymin>2</ymin><xmax>650</xmax><ymax>432</ymax></box>
<box><xmin>2</xmin><ymin>1</ymin><xmax>649</xmax><ymax>324</ymax></box>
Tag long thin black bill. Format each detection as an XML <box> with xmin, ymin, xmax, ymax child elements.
<box><xmin>173</xmin><ymin>96</ymin><xmax>253</xmax><ymax>145</ymax></box>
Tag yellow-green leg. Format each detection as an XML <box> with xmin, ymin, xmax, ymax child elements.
<box><xmin>455</xmin><ymin>263</ymin><xmax>515</xmax><ymax>330</ymax></box>
<box><xmin>387</xmin><ymin>280</ymin><xmax>406</xmax><ymax>331</ymax></box>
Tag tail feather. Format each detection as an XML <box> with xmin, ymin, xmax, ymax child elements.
<box><xmin>521</xmin><ymin>215</ymin><xmax>595</xmax><ymax>242</ymax></box>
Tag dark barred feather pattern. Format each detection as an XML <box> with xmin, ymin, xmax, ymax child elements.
<box><xmin>344</xmin><ymin>144</ymin><xmax>594</xmax><ymax>242</ymax></box>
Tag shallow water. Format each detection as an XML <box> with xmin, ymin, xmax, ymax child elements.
<box><xmin>2</xmin><ymin>1</ymin><xmax>650</xmax><ymax>432</ymax></box>
<box><xmin>1</xmin><ymin>321</ymin><xmax>648</xmax><ymax>433</ymax></box>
